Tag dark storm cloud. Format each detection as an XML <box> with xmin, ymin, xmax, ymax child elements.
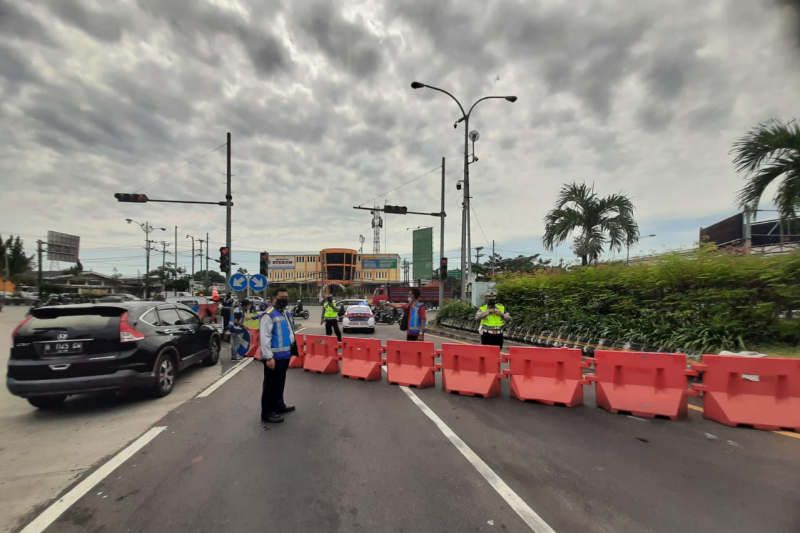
<box><xmin>288</xmin><ymin>0</ymin><xmax>384</xmax><ymax>78</ymax></box>
<box><xmin>45</xmin><ymin>0</ymin><xmax>126</xmax><ymax>42</ymax></box>
<box><xmin>136</xmin><ymin>0</ymin><xmax>290</xmax><ymax>76</ymax></box>
<box><xmin>0</xmin><ymin>41</ymin><xmax>39</xmax><ymax>84</ymax></box>
<box><xmin>776</xmin><ymin>0</ymin><xmax>800</xmax><ymax>48</ymax></box>
<box><xmin>0</xmin><ymin>0</ymin><xmax>56</xmax><ymax>46</ymax></box>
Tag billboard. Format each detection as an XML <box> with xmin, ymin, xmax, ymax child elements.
<box><xmin>699</xmin><ymin>213</ymin><xmax>743</xmax><ymax>246</ymax></box>
<box><xmin>269</xmin><ymin>255</ymin><xmax>295</xmax><ymax>270</ymax></box>
<box><xmin>412</xmin><ymin>227</ymin><xmax>433</xmax><ymax>280</ymax></box>
<box><xmin>361</xmin><ymin>257</ymin><xmax>398</xmax><ymax>269</ymax></box>
<box><xmin>47</xmin><ymin>231</ymin><xmax>80</xmax><ymax>263</ymax></box>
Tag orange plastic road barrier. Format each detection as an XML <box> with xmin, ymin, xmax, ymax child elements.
<box><xmin>440</xmin><ymin>343</ymin><xmax>501</xmax><ymax>398</ymax></box>
<box><xmin>589</xmin><ymin>350</ymin><xmax>691</xmax><ymax>420</ymax></box>
<box><xmin>340</xmin><ymin>337</ymin><xmax>383</xmax><ymax>381</ymax></box>
<box><xmin>506</xmin><ymin>347</ymin><xmax>585</xmax><ymax>406</ymax></box>
<box><xmin>289</xmin><ymin>333</ymin><xmax>306</xmax><ymax>368</ymax></box>
<box><xmin>385</xmin><ymin>340</ymin><xmax>436</xmax><ymax>388</ymax></box>
<box><xmin>691</xmin><ymin>355</ymin><xmax>800</xmax><ymax>432</ymax></box>
<box><xmin>302</xmin><ymin>334</ymin><xmax>339</xmax><ymax>374</ymax></box>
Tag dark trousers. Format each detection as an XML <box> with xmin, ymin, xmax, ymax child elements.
<box><xmin>481</xmin><ymin>332</ymin><xmax>504</xmax><ymax>350</ymax></box>
<box><xmin>406</xmin><ymin>333</ymin><xmax>422</xmax><ymax>341</ymax></box>
<box><xmin>261</xmin><ymin>358</ymin><xmax>290</xmax><ymax>418</ymax></box>
<box><xmin>324</xmin><ymin>319</ymin><xmax>342</xmax><ymax>341</ymax></box>
<box><xmin>222</xmin><ymin>308</ymin><xmax>231</xmax><ymax>330</ymax></box>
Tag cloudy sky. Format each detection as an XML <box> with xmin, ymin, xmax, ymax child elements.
<box><xmin>1</xmin><ymin>0</ymin><xmax>799</xmax><ymax>276</ymax></box>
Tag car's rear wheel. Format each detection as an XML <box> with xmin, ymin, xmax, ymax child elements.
<box><xmin>152</xmin><ymin>349</ymin><xmax>177</xmax><ymax>398</ymax></box>
<box><xmin>203</xmin><ymin>336</ymin><xmax>220</xmax><ymax>366</ymax></box>
<box><xmin>28</xmin><ymin>395</ymin><xmax>67</xmax><ymax>409</ymax></box>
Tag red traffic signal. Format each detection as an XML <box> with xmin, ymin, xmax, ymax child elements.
<box><xmin>114</xmin><ymin>193</ymin><xmax>149</xmax><ymax>203</ymax></box>
<box><xmin>439</xmin><ymin>257</ymin><xmax>448</xmax><ymax>280</ymax></box>
<box><xmin>219</xmin><ymin>246</ymin><xmax>230</xmax><ymax>273</ymax></box>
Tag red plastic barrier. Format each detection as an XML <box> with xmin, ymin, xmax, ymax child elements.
<box><xmin>340</xmin><ymin>337</ymin><xmax>383</xmax><ymax>381</ymax></box>
<box><xmin>692</xmin><ymin>355</ymin><xmax>800</xmax><ymax>431</ymax></box>
<box><xmin>385</xmin><ymin>340</ymin><xmax>436</xmax><ymax>388</ymax></box>
<box><xmin>590</xmin><ymin>350</ymin><xmax>689</xmax><ymax>420</ymax></box>
<box><xmin>289</xmin><ymin>333</ymin><xmax>306</xmax><ymax>368</ymax></box>
<box><xmin>302</xmin><ymin>334</ymin><xmax>339</xmax><ymax>374</ymax></box>
<box><xmin>507</xmin><ymin>347</ymin><xmax>585</xmax><ymax>406</ymax></box>
<box><xmin>440</xmin><ymin>343</ymin><xmax>501</xmax><ymax>398</ymax></box>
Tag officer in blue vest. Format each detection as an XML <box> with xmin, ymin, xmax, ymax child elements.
<box><xmin>259</xmin><ymin>288</ymin><xmax>296</xmax><ymax>424</ymax></box>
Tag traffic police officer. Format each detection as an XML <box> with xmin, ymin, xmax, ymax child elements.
<box><xmin>475</xmin><ymin>289</ymin><xmax>511</xmax><ymax>349</ymax></box>
<box><xmin>321</xmin><ymin>295</ymin><xmax>342</xmax><ymax>341</ymax></box>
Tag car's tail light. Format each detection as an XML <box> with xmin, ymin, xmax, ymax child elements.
<box><xmin>11</xmin><ymin>315</ymin><xmax>32</xmax><ymax>339</ymax></box>
<box><xmin>119</xmin><ymin>312</ymin><xmax>145</xmax><ymax>342</ymax></box>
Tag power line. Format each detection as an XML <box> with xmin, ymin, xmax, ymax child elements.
<box><xmin>362</xmin><ymin>164</ymin><xmax>442</xmax><ymax>205</ymax></box>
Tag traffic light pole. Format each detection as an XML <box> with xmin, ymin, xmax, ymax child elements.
<box><xmin>439</xmin><ymin>156</ymin><xmax>445</xmax><ymax>307</ymax></box>
<box><xmin>226</xmin><ymin>132</ymin><xmax>232</xmax><ymax>288</ymax></box>
<box><xmin>205</xmin><ymin>231</ymin><xmax>209</xmax><ymax>290</ymax></box>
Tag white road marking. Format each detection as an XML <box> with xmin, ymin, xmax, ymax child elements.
<box><xmin>397</xmin><ymin>383</ymin><xmax>556</xmax><ymax>533</ymax></box>
<box><xmin>196</xmin><ymin>357</ymin><xmax>253</xmax><ymax>398</ymax></box>
<box><xmin>20</xmin><ymin>426</ymin><xmax>168</xmax><ymax>533</ymax></box>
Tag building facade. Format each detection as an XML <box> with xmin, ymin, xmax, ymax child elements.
<box><xmin>265</xmin><ymin>249</ymin><xmax>400</xmax><ymax>285</ymax></box>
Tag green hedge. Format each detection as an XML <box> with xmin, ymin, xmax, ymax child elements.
<box><xmin>436</xmin><ymin>300</ymin><xmax>477</xmax><ymax>322</ymax></box>
<box><xmin>497</xmin><ymin>248</ymin><xmax>800</xmax><ymax>353</ymax></box>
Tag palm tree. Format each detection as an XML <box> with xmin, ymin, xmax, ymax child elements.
<box><xmin>543</xmin><ymin>182</ymin><xmax>639</xmax><ymax>266</ymax></box>
<box><xmin>732</xmin><ymin>119</ymin><xmax>800</xmax><ymax>219</ymax></box>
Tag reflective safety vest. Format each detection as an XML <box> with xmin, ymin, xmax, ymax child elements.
<box><xmin>323</xmin><ymin>302</ymin><xmax>338</xmax><ymax>319</ymax></box>
<box><xmin>479</xmin><ymin>303</ymin><xmax>506</xmax><ymax>328</ymax></box>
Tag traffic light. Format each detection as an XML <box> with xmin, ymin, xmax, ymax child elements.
<box><xmin>383</xmin><ymin>204</ymin><xmax>407</xmax><ymax>215</ymax></box>
<box><xmin>259</xmin><ymin>252</ymin><xmax>269</xmax><ymax>276</ymax></box>
<box><xmin>114</xmin><ymin>193</ymin><xmax>149</xmax><ymax>203</ymax></box>
<box><xmin>219</xmin><ymin>246</ymin><xmax>229</xmax><ymax>273</ymax></box>
<box><xmin>440</xmin><ymin>257</ymin><xmax>448</xmax><ymax>280</ymax></box>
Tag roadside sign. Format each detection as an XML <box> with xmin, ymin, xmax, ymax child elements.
<box><xmin>249</xmin><ymin>274</ymin><xmax>268</xmax><ymax>291</ymax></box>
<box><xmin>228</xmin><ymin>273</ymin><xmax>248</xmax><ymax>292</ymax></box>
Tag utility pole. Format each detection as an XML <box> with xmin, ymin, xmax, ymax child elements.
<box><xmin>439</xmin><ymin>156</ymin><xmax>446</xmax><ymax>307</ymax></box>
<box><xmin>475</xmin><ymin>246</ymin><xmax>484</xmax><ymax>266</ymax></box>
<box><xmin>226</xmin><ymin>132</ymin><xmax>232</xmax><ymax>286</ymax></box>
<box><xmin>197</xmin><ymin>238</ymin><xmax>205</xmax><ymax>290</ymax></box>
<box><xmin>2</xmin><ymin>246</ymin><xmax>9</xmax><ymax>308</ymax></box>
<box><xmin>186</xmin><ymin>235</ymin><xmax>196</xmax><ymax>280</ymax></box>
<box><xmin>402</xmin><ymin>259</ymin><xmax>410</xmax><ymax>284</ymax></box>
<box><xmin>174</xmin><ymin>225</ymin><xmax>178</xmax><ymax>296</ymax></box>
<box><xmin>205</xmin><ymin>231</ymin><xmax>210</xmax><ymax>289</ymax></box>
<box><xmin>491</xmin><ymin>240</ymin><xmax>495</xmax><ymax>277</ymax></box>
<box><xmin>37</xmin><ymin>240</ymin><xmax>43</xmax><ymax>298</ymax></box>
<box><xmin>159</xmin><ymin>241</ymin><xmax>170</xmax><ymax>296</ymax></box>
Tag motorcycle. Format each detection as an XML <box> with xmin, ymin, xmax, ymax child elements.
<box><xmin>374</xmin><ymin>304</ymin><xmax>399</xmax><ymax>324</ymax></box>
<box><xmin>292</xmin><ymin>300</ymin><xmax>310</xmax><ymax>320</ymax></box>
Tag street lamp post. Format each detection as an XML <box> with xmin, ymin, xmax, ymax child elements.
<box><xmin>185</xmin><ymin>234</ymin><xmax>196</xmax><ymax>280</ymax></box>
<box><xmin>126</xmin><ymin>219</ymin><xmax>165</xmax><ymax>299</ymax></box>
<box><xmin>410</xmin><ymin>81</ymin><xmax>516</xmax><ymax>300</ymax></box>
<box><xmin>627</xmin><ymin>234</ymin><xmax>657</xmax><ymax>265</ymax></box>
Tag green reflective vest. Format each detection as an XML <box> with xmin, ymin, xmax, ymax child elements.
<box><xmin>323</xmin><ymin>302</ymin><xmax>339</xmax><ymax>319</ymax></box>
<box><xmin>479</xmin><ymin>303</ymin><xmax>506</xmax><ymax>328</ymax></box>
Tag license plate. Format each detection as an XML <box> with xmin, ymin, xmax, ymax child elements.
<box><xmin>350</xmin><ymin>322</ymin><xmax>366</xmax><ymax>326</ymax></box>
<box><xmin>42</xmin><ymin>341</ymin><xmax>84</xmax><ymax>355</ymax></box>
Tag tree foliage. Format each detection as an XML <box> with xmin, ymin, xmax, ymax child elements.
<box><xmin>0</xmin><ymin>235</ymin><xmax>33</xmax><ymax>278</ymax></box>
<box><xmin>733</xmin><ymin>119</ymin><xmax>800</xmax><ymax>219</ymax></box>
<box><xmin>543</xmin><ymin>183</ymin><xmax>639</xmax><ymax>266</ymax></box>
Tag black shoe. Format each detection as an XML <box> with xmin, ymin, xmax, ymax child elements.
<box><xmin>277</xmin><ymin>405</ymin><xmax>295</xmax><ymax>414</ymax></box>
<box><xmin>262</xmin><ymin>413</ymin><xmax>284</xmax><ymax>423</ymax></box>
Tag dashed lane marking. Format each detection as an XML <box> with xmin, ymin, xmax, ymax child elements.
<box><xmin>398</xmin><ymin>384</ymin><xmax>556</xmax><ymax>532</ymax></box>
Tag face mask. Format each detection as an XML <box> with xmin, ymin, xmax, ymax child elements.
<box><xmin>276</xmin><ymin>298</ymin><xmax>289</xmax><ymax>309</ymax></box>
<box><xmin>487</xmin><ymin>299</ymin><xmax>496</xmax><ymax>306</ymax></box>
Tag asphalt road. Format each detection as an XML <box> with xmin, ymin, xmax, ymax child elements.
<box><xmin>21</xmin><ymin>321</ymin><xmax>800</xmax><ymax>532</ymax></box>
<box><xmin>0</xmin><ymin>306</ymin><xmax>238</xmax><ymax>532</ymax></box>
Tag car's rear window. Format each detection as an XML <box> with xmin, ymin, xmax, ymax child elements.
<box><xmin>348</xmin><ymin>306</ymin><xmax>371</xmax><ymax>314</ymax></box>
<box><xmin>28</xmin><ymin>314</ymin><xmax>117</xmax><ymax>330</ymax></box>
<box><xmin>31</xmin><ymin>306</ymin><xmax>126</xmax><ymax>319</ymax></box>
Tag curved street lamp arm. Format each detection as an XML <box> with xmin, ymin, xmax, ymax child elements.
<box><xmin>467</xmin><ymin>95</ymin><xmax>514</xmax><ymax>118</ymax></box>
<box><xmin>419</xmin><ymin>83</ymin><xmax>466</xmax><ymax>118</ymax></box>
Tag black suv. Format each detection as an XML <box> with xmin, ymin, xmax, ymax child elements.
<box><xmin>7</xmin><ymin>302</ymin><xmax>221</xmax><ymax>409</ymax></box>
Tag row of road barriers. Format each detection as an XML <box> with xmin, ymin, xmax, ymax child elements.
<box><xmin>269</xmin><ymin>334</ymin><xmax>800</xmax><ymax>433</ymax></box>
